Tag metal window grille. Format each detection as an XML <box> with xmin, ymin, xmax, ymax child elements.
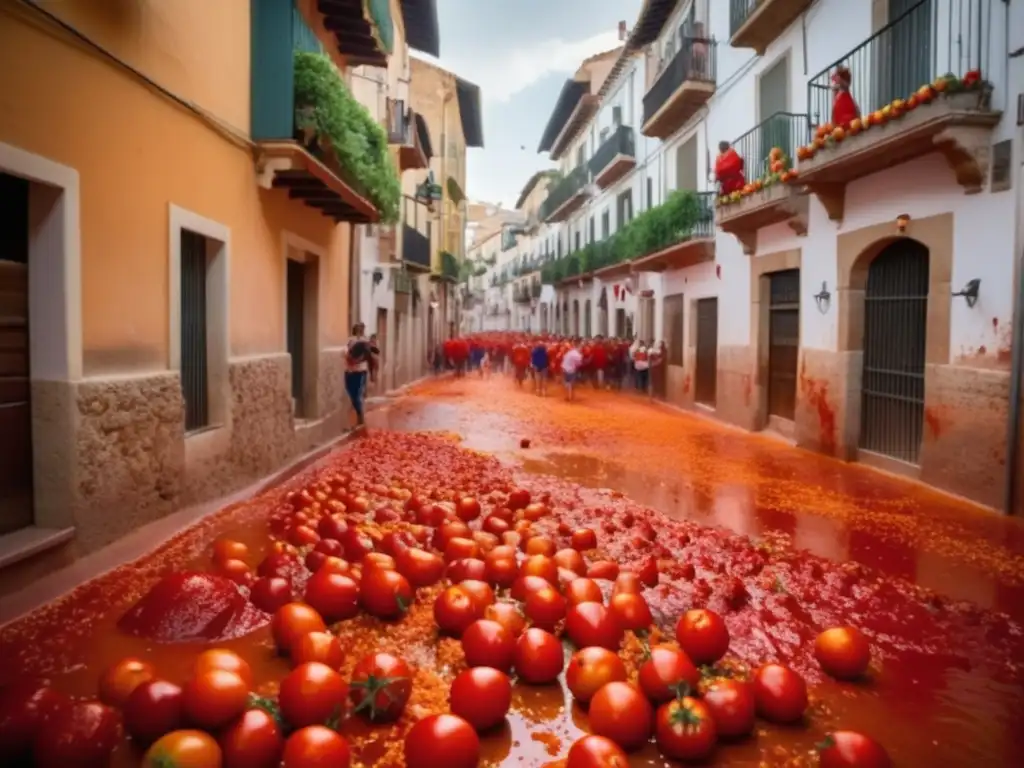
<box><xmin>180</xmin><ymin>230</ymin><xmax>209</xmax><ymax>431</ymax></box>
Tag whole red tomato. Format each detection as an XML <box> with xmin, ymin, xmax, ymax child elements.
<box><xmin>182</xmin><ymin>669</ymin><xmax>250</xmax><ymax>730</ymax></box>
<box><xmin>525</xmin><ymin>536</ymin><xmax>557</xmax><ymax>557</ymax></box>
<box><xmin>404</xmin><ymin>714</ymin><xmax>480</xmax><ymax>768</ymax></box>
<box><xmin>484</xmin><ymin>555</ymin><xmax>519</xmax><ymax>587</ymax></box>
<box><xmin>359</xmin><ymin>567</ymin><xmax>413</xmax><ymax>619</ymax></box>
<box><xmin>250</xmin><ymin>576</ymin><xmax>293</xmax><ymax>613</ymax></box>
<box><xmin>654</xmin><ymin>696</ymin><xmax>716</xmax><ymax>761</ymax></box>
<box><xmin>485</xmin><ymin>602</ymin><xmax>527</xmax><ymax>636</ymax></box>
<box><xmin>818</xmin><ymin>730</ymin><xmax>892</xmax><ymax>768</ymax></box>
<box><xmin>815</xmin><ymin>627</ymin><xmax>872</xmax><ymax>681</ymax></box>
<box><xmin>220</xmin><ymin>708</ymin><xmax>284</xmax><ymax>768</ymax></box>
<box><xmin>281</xmin><ymin>725</ymin><xmax>351</xmax><ymax>768</ymax></box>
<box><xmin>279</xmin><ymin>662</ymin><xmax>348</xmax><ymax>728</ymax></box>
<box><xmin>33</xmin><ymin>700</ymin><xmax>122</xmax><ymax>768</ymax></box>
<box><xmin>447</xmin><ymin>558</ymin><xmax>488</xmax><ymax>583</ymax></box>
<box><xmin>565</xmin><ymin>602</ymin><xmax>624</xmax><ymax>651</ymax></box>
<box><xmin>396</xmin><ymin>547</ymin><xmax>445</xmax><ymax>587</ymax></box>
<box><xmin>350</xmin><ymin>653</ymin><xmax>412</xmax><ymax>722</ymax></box>
<box><xmin>565</xmin><ymin>647</ymin><xmax>627</xmax><ymax>704</ymax></box>
<box><xmin>0</xmin><ymin>680</ymin><xmax>66</xmax><ymax>761</ymax></box>
<box><xmin>143</xmin><ymin>729</ymin><xmax>222</xmax><ymax>768</ymax></box>
<box><xmin>292</xmin><ymin>631</ymin><xmax>344</xmax><ymax>669</ymax></box>
<box><xmin>612</xmin><ymin>573</ymin><xmax>643</xmax><ymax>597</ymax></box>
<box><xmin>638</xmin><ymin>646</ymin><xmax>700</xmax><ymax>703</ymax></box>
<box><xmin>520</xmin><ymin>554</ymin><xmax>559</xmax><ymax>584</ymax></box>
<box><xmin>457</xmin><ymin>579</ymin><xmax>495</xmax><ymax>611</ymax></box>
<box><xmin>675</xmin><ymin>609</ymin><xmax>730</xmax><ymax>665</ymax></box>
<box><xmin>317</xmin><ymin>513</ymin><xmax>348</xmax><ymax>542</ymax></box>
<box><xmin>553</xmin><ymin>548</ymin><xmax>586</xmax><ymax>575</ymax></box>
<box><xmin>570</xmin><ymin>528</ymin><xmax>598</xmax><ymax>551</ymax></box>
<box><xmin>461</xmin><ymin>619</ymin><xmax>516</xmax><ymax>671</ymax></box>
<box><xmin>510</xmin><ymin>575</ymin><xmax>550</xmax><ymax>601</ymax></box>
<box><xmin>702</xmin><ymin>679</ymin><xmax>756</xmax><ymax>738</ymax></box>
<box><xmin>609</xmin><ymin>592</ymin><xmax>653</xmax><ymax>632</ymax></box>
<box><xmin>304</xmin><ymin>571</ymin><xmax>360</xmax><ymax>623</ymax></box>
<box><xmin>456</xmin><ymin>497</ymin><xmax>482</xmax><ymax>522</ymax></box>
<box><xmin>449</xmin><ymin>667</ymin><xmax>512</xmax><ymax>731</ymax></box>
<box><xmin>258</xmin><ymin>551</ymin><xmax>299</xmax><ymax>579</ymax></box>
<box><xmin>588</xmin><ymin>682</ymin><xmax>653</xmax><ymax>752</ymax></box>
<box><xmin>272</xmin><ymin>603</ymin><xmax>327</xmax><ymax>654</ymax></box>
<box><xmin>483</xmin><ymin>515</ymin><xmax>510</xmax><ymax>536</ymax></box>
<box><xmin>566</xmin><ymin>734</ymin><xmax>628</xmax><ymax>767</ymax></box>
<box><xmin>434</xmin><ymin>585</ymin><xmax>484</xmax><ymax>636</ymax></box>
<box><xmin>507</xmin><ymin>488</ymin><xmax>531</xmax><ymax>511</ymax></box>
<box><xmin>587</xmin><ymin>560</ymin><xmax>620</xmax><ymax>580</ymax></box>
<box><xmin>194</xmin><ymin>649</ymin><xmax>253</xmax><ymax>688</ymax></box>
<box><xmin>513</xmin><ymin>627</ymin><xmax>565</xmax><ymax>684</ymax></box>
<box><xmin>752</xmin><ymin>663</ymin><xmax>808</xmax><ymax>724</ymax></box>
<box><xmin>98</xmin><ymin>656</ymin><xmax>156</xmax><ymax>707</ymax></box>
<box><xmin>524</xmin><ymin>585</ymin><xmax>567</xmax><ymax>630</ymax></box>
<box><xmin>124</xmin><ymin>679</ymin><xmax>184</xmax><ymax>744</ymax></box>
<box><xmin>565</xmin><ymin>578</ymin><xmax>604</xmax><ymax>606</ymax></box>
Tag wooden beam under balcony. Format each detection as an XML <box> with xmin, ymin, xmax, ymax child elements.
<box><xmin>631</xmin><ymin>236</ymin><xmax>715</xmax><ymax>272</ymax></box>
<box><xmin>716</xmin><ymin>184</ymin><xmax>808</xmax><ymax>256</ymax></box>
<box><xmin>797</xmin><ymin>90</ymin><xmax>1000</xmax><ymax>222</ymax></box>
<box><xmin>593</xmin><ymin>260</ymin><xmax>633</xmax><ymax>281</ymax></box>
<box><xmin>311</xmin><ymin>0</ymin><xmax>391</xmax><ymax>67</ymax></box>
<box><xmin>729</xmin><ymin>0</ymin><xmax>813</xmax><ymax>56</ymax></box>
<box><xmin>255</xmin><ymin>141</ymin><xmax>379</xmax><ymax>224</ymax></box>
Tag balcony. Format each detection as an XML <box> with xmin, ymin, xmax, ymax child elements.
<box><xmin>296</xmin><ymin>0</ymin><xmax>393</xmax><ymax>67</ymax></box>
<box><xmin>387</xmin><ymin>99</ymin><xmax>431</xmax><ymax>172</ymax></box>
<box><xmin>798</xmin><ymin>0</ymin><xmax>1000</xmax><ymax>221</ymax></box>
<box><xmin>513</xmin><ymin>285</ymin><xmax>532</xmax><ymax>304</ymax></box>
<box><xmin>401</xmin><ymin>197</ymin><xmax>431</xmax><ymax>272</ymax></box>
<box><xmin>729</xmin><ymin>0</ymin><xmax>813</xmax><ymax>55</ymax></box>
<box><xmin>589</xmin><ymin>125</ymin><xmax>636</xmax><ymax>189</ymax></box>
<box><xmin>539</xmin><ymin>166</ymin><xmax>590</xmax><ymax>223</ymax></box>
<box><xmin>642</xmin><ymin>38</ymin><xmax>717</xmax><ymax>139</ymax></box>
<box><xmin>716</xmin><ymin>112</ymin><xmax>811</xmax><ymax>255</ymax></box>
<box><xmin>630</xmin><ymin>192</ymin><xmax>716</xmax><ymax>272</ymax></box>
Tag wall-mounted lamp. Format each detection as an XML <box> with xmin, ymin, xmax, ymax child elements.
<box><xmin>952</xmin><ymin>278</ymin><xmax>981</xmax><ymax>308</ymax></box>
<box><xmin>896</xmin><ymin>213</ymin><xmax>911</xmax><ymax>234</ymax></box>
<box><xmin>813</xmin><ymin>281</ymin><xmax>831</xmax><ymax>314</ymax></box>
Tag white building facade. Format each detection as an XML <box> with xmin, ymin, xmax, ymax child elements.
<box><xmin>526</xmin><ymin>0</ymin><xmax>1024</xmax><ymax>513</ymax></box>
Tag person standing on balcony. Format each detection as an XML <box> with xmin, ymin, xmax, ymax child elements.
<box><xmin>715</xmin><ymin>141</ymin><xmax>745</xmax><ymax>195</ymax></box>
<box><xmin>831</xmin><ymin>66</ymin><xmax>860</xmax><ymax>129</ymax></box>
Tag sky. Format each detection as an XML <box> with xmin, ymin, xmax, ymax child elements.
<box><xmin>415</xmin><ymin>0</ymin><xmax>644</xmax><ymax>209</ymax></box>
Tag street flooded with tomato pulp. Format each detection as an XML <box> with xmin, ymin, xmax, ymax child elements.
<box><xmin>2</xmin><ymin>374</ymin><xmax>1024</xmax><ymax>767</ymax></box>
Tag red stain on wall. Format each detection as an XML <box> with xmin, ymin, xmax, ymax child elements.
<box><xmin>798</xmin><ymin>359</ymin><xmax>837</xmax><ymax>454</ymax></box>
<box><xmin>682</xmin><ymin>374</ymin><xmax>691</xmax><ymax>394</ymax></box>
<box><xmin>742</xmin><ymin>374</ymin><xmax>752</xmax><ymax>407</ymax></box>
<box><xmin>924</xmin><ymin>406</ymin><xmax>945</xmax><ymax>439</ymax></box>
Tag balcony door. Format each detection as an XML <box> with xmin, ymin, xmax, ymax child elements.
<box><xmin>758</xmin><ymin>56</ymin><xmax>789</xmax><ymax>173</ymax></box>
<box><xmin>675</xmin><ymin>136</ymin><xmax>698</xmax><ymax>193</ymax></box>
<box><xmin>876</xmin><ymin>0</ymin><xmax>932</xmax><ymax>109</ymax></box>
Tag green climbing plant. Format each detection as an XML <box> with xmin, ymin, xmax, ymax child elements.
<box><xmin>293</xmin><ymin>51</ymin><xmax>400</xmax><ymax>223</ymax></box>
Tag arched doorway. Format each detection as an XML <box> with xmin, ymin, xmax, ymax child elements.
<box><xmin>860</xmin><ymin>239</ymin><xmax>929</xmax><ymax>464</ymax></box>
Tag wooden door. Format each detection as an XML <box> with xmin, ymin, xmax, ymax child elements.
<box><xmin>767</xmin><ymin>270</ymin><xmax>800</xmax><ymax>420</ymax></box>
<box><xmin>0</xmin><ymin>172</ymin><xmax>33</xmax><ymax>534</ymax></box>
<box><xmin>694</xmin><ymin>297</ymin><xmax>718</xmax><ymax>406</ymax></box>
<box><xmin>286</xmin><ymin>259</ymin><xmax>306</xmax><ymax>415</ymax></box>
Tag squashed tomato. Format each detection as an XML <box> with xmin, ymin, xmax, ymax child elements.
<box><xmin>514</xmin><ymin>628</ymin><xmax>565</xmax><ymax>684</ymax></box>
<box><xmin>461</xmin><ymin>619</ymin><xmax>516</xmax><ymax>671</ymax></box>
<box><xmin>98</xmin><ymin>656</ymin><xmax>156</xmax><ymax>707</ymax></box>
<box><xmin>219</xmin><ymin>709</ymin><xmax>283</xmax><ymax>768</ymax></box>
<box><xmin>565</xmin><ymin>602</ymin><xmax>624</xmax><ymax>651</ymax></box>
<box><xmin>282</xmin><ymin>725</ymin><xmax>351</xmax><ymax>768</ymax></box>
<box><xmin>654</xmin><ymin>696</ymin><xmax>717</xmax><ymax>761</ymax></box>
<box><xmin>566</xmin><ymin>647</ymin><xmax>627</xmax><ymax>704</ymax></box>
<box><xmin>449</xmin><ymin>667</ymin><xmax>512</xmax><ymax>731</ymax></box>
<box><xmin>405</xmin><ymin>714</ymin><xmax>480</xmax><ymax>768</ymax></box>
<box><xmin>34</xmin><ymin>700</ymin><xmax>122</xmax><ymax>768</ymax></box>
<box><xmin>752</xmin><ymin>663</ymin><xmax>808</xmax><ymax>724</ymax></box>
<box><xmin>350</xmin><ymin>653</ymin><xmax>412</xmax><ymax>722</ymax></box>
<box><xmin>817</xmin><ymin>730</ymin><xmax>892</xmax><ymax>768</ymax></box>
<box><xmin>587</xmin><ymin>682</ymin><xmax>653</xmax><ymax>752</ymax></box>
<box><xmin>182</xmin><ymin>669</ymin><xmax>249</xmax><ymax>730</ymax></box>
<box><xmin>702</xmin><ymin>679</ymin><xmax>756</xmax><ymax>738</ymax></box>
<box><xmin>637</xmin><ymin>646</ymin><xmax>700</xmax><ymax>703</ymax></box>
<box><xmin>675</xmin><ymin>608</ymin><xmax>730</xmax><ymax>665</ymax></box>
<box><xmin>143</xmin><ymin>729</ymin><xmax>222</xmax><ymax>768</ymax></box>
<box><xmin>566</xmin><ymin>734</ymin><xmax>628</xmax><ymax>767</ymax></box>
<box><xmin>815</xmin><ymin>626</ymin><xmax>872</xmax><ymax>681</ymax></box>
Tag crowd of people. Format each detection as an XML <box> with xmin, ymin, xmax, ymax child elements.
<box><xmin>436</xmin><ymin>333</ymin><xmax>667</xmax><ymax>402</ymax></box>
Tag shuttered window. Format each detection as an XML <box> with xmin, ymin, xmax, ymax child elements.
<box><xmin>664</xmin><ymin>293</ymin><xmax>685</xmax><ymax>366</ymax></box>
<box><xmin>180</xmin><ymin>230</ymin><xmax>209</xmax><ymax>431</ymax></box>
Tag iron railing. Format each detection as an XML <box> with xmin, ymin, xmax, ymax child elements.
<box><xmin>392</xmin><ymin>269</ymin><xmax>413</xmax><ymax>294</ymax></box>
<box><xmin>441</xmin><ymin>251</ymin><xmax>459</xmax><ymax>280</ymax></box>
<box><xmin>501</xmin><ymin>228</ymin><xmax>518</xmax><ymax>251</ymax></box>
<box><xmin>730</xmin><ymin>112</ymin><xmax>810</xmax><ymax>184</ymax></box>
<box><xmin>807</xmin><ymin>0</ymin><xmax>995</xmax><ymax>130</ymax></box>
<box><xmin>539</xmin><ymin>166</ymin><xmax>589</xmax><ymax>221</ymax></box>
<box><xmin>386</xmin><ymin>98</ymin><xmax>412</xmax><ymax>145</ymax></box>
<box><xmin>642</xmin><ymin>37</ymin><xmax>718</xmax><ymax>126</ymax></box>
<box><xmin>691</xmin><ymin>191</ymin><xmax>717</xmax><ymax>239</ymax></box>
<box><xmin>729</xmin><ymin>0</ymin><xmax>758</xmax><ymax>38</ymax></box>
<box><xmin>589</xmin><ymin>125</ymin><xmax>636</xmax><ymax>178</ymax></box>
<box><xmin>402</xmin><ymin>225</ymin><xmax>430</xmax><ymax>269</ymax></box>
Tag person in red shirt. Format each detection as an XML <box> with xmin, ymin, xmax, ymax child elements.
<box><xmin>511</xmin><ymin>342</ymin><xmax>530</xmax><ymax>386</ymax></box>
<box><xmin>590</xmin><ymin>336</ymin><xmax>609</xmax><ymax>388</ymax></box>
<box><xmin>831</xmin><ymin>66</ymin><xmax>859</xmax><ymax>129</ymax></box>
<box><xmin>715</xmin><ymin>141</ymin><xmax>745</xmax><ymax>196</ymax></box>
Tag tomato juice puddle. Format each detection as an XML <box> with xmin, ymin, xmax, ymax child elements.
<box><xmin>1</xmin><ymin>430</ymin><xmax>1022</xmax><ymax>766</ymax></box>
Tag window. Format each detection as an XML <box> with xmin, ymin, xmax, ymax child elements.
<box><xmin>589</xmin><ymin>217</ymin><xmax>595</xmax><ymax>244</ymax></box>
<box><xmin>576</xmin><ymin>144</ymin><xmax>585</xmax><ymax>168</ymax></box>
<box><xmin>664</xmin><ymin>293</ymin><xmax>685</xmax><ymax>366</ymax></box>
<box><xmin>574</xmin><ymin>231</ymin><xmax>581</xmax><ymax>251</ymax></box>
<box><xmin>612</xmin><ymin>105</ymin><xmax>622</xmax><ymax>127</ymax></box>
<box><xmin>647</xmin><ymin>177</ymin><xmax>654</xmax><ymax>210</ymax></box>
<box><xmin>286</xmin><ymin>252</ymin><xmax>321</xmax><ymax>419</ymax></box>
<box><xmin>180</xmin><ymin>230</ymin><xmax>210</xmax><ymax>430</ymax></box>
<box><xmin>616</xmin><ymin>190</ymin><xmax>633</xmax><ymax>228</ymax></box>
<box><xmin>601</xmin><ymin>210</ymin><xmax>610</xmax><ymax>238</ymax></box>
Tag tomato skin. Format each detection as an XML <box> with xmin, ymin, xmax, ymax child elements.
<box><xmin>250</xmin><ymin>576</ymin><xmax>293</xmax><ymax>613</ymax></box>
<box><xmin>609</xmin><ymin>592</ymin><xmax>653</xmax><ymax>632</ymax></box>
<box><xmin>0</xmin><ymin>681</ymin><xmax>65</xmax><ymax>761</ymax></box>
<box><xmin>359</xmin><ymin>567</ymin><xmax>413</xmax><ymax>619</ymax></box>
<box><xmin>702</xmin><ymin>679</ymin><xmax>756</xmax><ymax>738</ymax></box>
<box><xmin>818</xmin><ymin>730</ymin><xmax>892</xmax><ymax>768</ymax></box>
<box><xmin>637</xmin><ymin>646</ymin><xmax>700</xmax><ymax>703</ymax></box>
<box><xmin>449</xmin><ymin>667</ymin><xmax>512</xmax><ymax>731</ymax></box>
<box><xmin>194</xmin><ymin>649</ymin><xmax>253</xmax><ymax>688</ymax></box>
<box><xmin>675</xmin><ymin>609</ymin><xmax>730</xmax><ymax>665</ymax></box>
<box><xmin>434</xmin><ymin>585</ymin><xmax>484</xmax><ymax>636</ymax></box>
<box><xmin>303</xmin><ymin>571</ymin><xmax>360</xmax><ymax>623</ymax></box>
<box><xmin>34</xmin><ymin>700</ymin><xmax>122</xmax><ymax>768</ymax></box>
<box><xmin>456</xmin><ymin>496</ymin><xmax>482</xmax><ymax>522</ymax></box>
<box><xmin>220</xmin><ymin>709</ymin><xmax>283</xmax><ymax>768</ymax></box>
<box><xmin>484</xmin><ymin>602</ymin><xmax>527</xmax><ymax>637</ymax></box>
<box><xmin>124</xmin><ymin>679</ymin><xmax>184</xmax><ymax>744</ymax></box>
<box><xmin>654</xmin><ymin>696</ymin><xmax>717</xmax><ymax>761</ymax></box>
<box><xmin>461</xmin><ymin>619</ymin><xmax>516</xmax><ymax>671</ymax></box>
<box><xmin>815</xmin><ymin>627</ymin><xmax>872</xmax><ymax>681</ymax></box>
<box><xmin>457</xmin><ymin>579</ymin><xmax>496</xmax><ymax>611</ymax></box>
<box><xmin>213</xmin><ymin>538</ymin><xmax>249</xmax><ymax>564</ymax></box>
<box><xmin>510</xmin><ymin>574</ymin><xmax>550</xmax><ymax>601</ymax></box>
<box><xmin>565</xmin><ymin>647</ymin><xmax>627</xmax><ymax>704</ymax></box>
<box><xmin>282</xmin><ymin>725</ymin><xmax>351</xmax><ymax>768</ymax></box>
<box><xmin>524</xmin><ymin>585</ymin><xmax>567</xmax><ymax>630</ymax></box>
<box><xmin>752</xmin><ymin>663</ymin><xmax>808</xmax><ymax>724</ymax></box>
<box><xmin>272</xmin><ymin>603</ymin><xmax>327</xmax><ymax>654</ymax></box>
<box><xmin>587</xmin><ymin>560</ymin><xmax>620</xmax><ymax>580</ymax></box>
<box><xmin>520</xmin><ymin>554</ymin><xmax>559</xmax><ymax>584</ymax></box>
<box><xmin>279</xmin><ymin>662</ymin><xmax>348</xmax><ymax>728</ymax></box>
<box><xmin>404</xmin><ymin>714</ymin><xmax>480</xmax><ymax>768</ymax></box>
<box><xmin>570</xmin><ymin>528</ymin><xmax>598</xmax><ymax>551</ymax></box>
<box><xmin>514</xmin><ymin>627</ymin><xmax>565</xmax><ymax>684</ymax></box>
<box><xmin>182</xmin><ymin>669</ymin><xmax>250</xmax><ymax>730</ymax></box>
<box><xmin>566</xmin><ymin>734</ymin><xmax>629</xmax><ymax>767</ymax></box>
<box><xmin>143</xmin><ymin>729</ymin><xmax>222</xmax><ymax>768</ymax></box>
<box><xmin>396</xmin><ymin>547</ymin><xmax>445</xmax><ymax>587</ymax></box>
<box><xmin>98</xmin><ymin>656</ymin><xmax>156</xmax><ymax>707</ymax></box>
<box><xmin>588</xmin><ymin>682</ymin><xmax>654</xmax><ymax>752</ymax></box>
<box><xmin>292</xmin><ymin>631</ymin><xmax>345</xmax><ymax>669</ymax></box>
<box><xmin>566</xmin><ymin>577</ymin><xmax>604</xmax><ymax>606</ymax></box>
<box><xmin>350</xmin><ymin>653</ymin><xmax>412</xmax><ymax>722</ymax></box>
<box><xmin>565</xmin><ymin>602</ymin><xmax>624</xmax><ymax>651</ymax></box>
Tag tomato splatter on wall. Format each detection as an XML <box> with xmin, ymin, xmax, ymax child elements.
<box><xmin>683</xmin><ymin>374</ymin><xmax>691</xmax><ymax>394</ymax></box>
<box><xmin>799</xmin><ymin>360</ymin><xmax>836</xmax><ymax>454</ymax></box>
<box><xmin>741</xmin><ymin>373</ymin><xmax>752</xmax><ymax>408</ymax></box>
<box><xmin>923</xmin><ymin>406</ymin><xmax>945</xmax><ymax>439</ymax></box>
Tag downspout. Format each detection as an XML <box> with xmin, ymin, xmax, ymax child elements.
<box><xmin>1003</xmin><ymin>12</ymin><xmax>1022</xmax><ymax>514</ymax></box>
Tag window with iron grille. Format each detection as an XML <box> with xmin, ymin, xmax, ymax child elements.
<box><xmin>180</xmin><ymin>229</ymin><xmax>210</xmax><ymax>431</ymax></box>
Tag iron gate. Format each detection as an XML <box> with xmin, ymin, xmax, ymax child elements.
<box><xmin>768</xmin><ymin>270</ymin><xmax>800</xmax><ymax>420</ymax></box>
<box><xmin>860</xmin><ymin>240</ymin><xmax>929</xmax><ymax>464</ymax></box>
<box><xmin>695</xmin><ymin>297</ymin><xmax>718</xmax><ymax>406</ymax></box>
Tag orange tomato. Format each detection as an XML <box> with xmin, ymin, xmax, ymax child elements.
<box><xmin>182</xmin><ymin>670</ymin><xmax>249</xmax><ymax>730</ymax></box>
<box><xmin>194</xmin><ymin>649</ymin><xmax>253</xmax><ymax>688</ymax></box>
<box><xmin>143</xmin><ymin>730</ymin><xmax>222</xmax><ymax>768</ymax></box>
<box><xmin>212</xmin><ymin>539</ymin><xmax>248</xmax><ymax>564</ymax></box>
<box><xmin>272</xmin><ymin>603</ymin><xmax>328</xmax><ymax>654</ymax></box>
<box><xmin>98</xmin><ymin>657</ymin><xmax>156</xmax><ymax>707</ymax></box>
<box><xmin>292</xmin><ymin>631</ymin><xmax>345</xmax><ymax>669</ymax></box>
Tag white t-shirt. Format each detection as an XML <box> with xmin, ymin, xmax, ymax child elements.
<box><xmin>562</xmin><ymin>348</ymin><xmax>583</xmax><ymax>374</ymax></box>
<box><xmin>633</xmin><ymin>346</ymin><xmax>650</xmax><ymax>371</ymax></box>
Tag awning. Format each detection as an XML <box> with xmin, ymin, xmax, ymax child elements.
<box><xmin>399</xmin><ymin>0</ymin><xmax>440</xmax><ymax>57</ymax></box>
<box><xmin>447</xmin><ymin>176</ymin><xmax>466</xmax><ymax>206</ymax></box>
<box><xmin>456</xmin><ymin>77</ymin><xmax>484</xmax><ymax>148</ymax></box>
<box><xmin>414</xmin><ymin>112</ymin><xmax>434</xmax><ymax>159</ymax></box>
<box><xmin>537</xmin><ymin>80</ymin><xmax>587</xmax><ymax>154</ymax></box>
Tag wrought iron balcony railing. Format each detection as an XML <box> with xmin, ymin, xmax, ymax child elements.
<box><xmin>642</xmin><ymin>37</ymin><xmax>717</xmax><ymax>126</ymax></box>
<box><xmin>589</xmin><ymin>125</ymin><xmax>636</xmax><ymax>177</ymax></box>
<box><xmin>729</xmin><ymin>112</ymin><xmax>811</xmax><ymax>184</ymax></box>
<box><xmin>729</xmin><ymin>0</ymin><xmax>758</xmax><ymax>38</ymax></box>
<box><xmin>402</xmin><ymin>225</ymin><xmax>430</xmax><ymax>269</ymax></box>
<box><xmin>539</xmin><ymin>166</ymin><xmax>589</xmax><ymax>221</ymax></box>
<box><xmin>807</xmin><ymin>0</ymin><xmax>995</xmax><ymax>130</ymax></box>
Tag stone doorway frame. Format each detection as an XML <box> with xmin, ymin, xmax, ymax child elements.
<box><xmin>749</xmin><ymin>248</ymin><xmax>802</xmax><ymax>434</ymax></box>
<box><xmin>836</xmin><ymin>212</ymin><xmax>952</xmax><ymax>467</ymax></box>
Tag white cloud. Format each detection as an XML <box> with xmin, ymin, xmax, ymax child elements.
<box><xmin>416</xmin><ymin>30</ymin><xmax>623</xmax><ymax>103</ymax></box>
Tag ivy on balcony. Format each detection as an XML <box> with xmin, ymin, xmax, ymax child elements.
<box><xmin>441</xmin><ymin>250</ymin><xmax>460</xmax><ymax>280</ymax></box>
<box><xmin>294</xmin><ymin>51</ymin><xmax>400</xmax><ymax>222</ymax></box>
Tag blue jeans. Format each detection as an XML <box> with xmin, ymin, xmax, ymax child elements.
<box><xmin>345</xmin><ymin>371</ymin><xmax>367</xmax><ymax>425</ymax></box>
